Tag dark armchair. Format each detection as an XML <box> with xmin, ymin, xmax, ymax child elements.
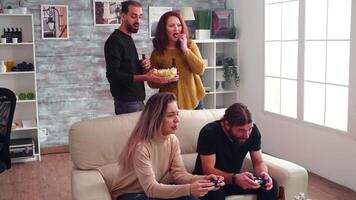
<box><xmin>0</xmin><ymin>88</ymin><xmax>16</xmax><ymax>173</ymax></box>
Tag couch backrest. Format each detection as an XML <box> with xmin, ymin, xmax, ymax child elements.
<box><xmin>69</xmin><ymin>109</ymin><xmax>225</xmax><ymax>170</ymax></box>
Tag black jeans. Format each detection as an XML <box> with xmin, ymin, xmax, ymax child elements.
<box><xmin>201</xmin><ymin>178</ymin><xmax>278</xmax><ymax>200</ymax></box>
<box><xmin>116</xmin><ymin>193</ymin><xmax>198</xmax><ymax>200</ymax></box>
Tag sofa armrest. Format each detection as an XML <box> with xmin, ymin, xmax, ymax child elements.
<box><xmin>242</xmin><ymin>154</ymin><xmax>308</xmax><ymax>200</ymax></box>
<box><xmin>71</xmin><ymin>169</ymin><xmax>112</xmax><ymax>200</ymax></box>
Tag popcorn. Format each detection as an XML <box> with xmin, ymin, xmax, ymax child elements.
<box><xmin>152</xmin><ymin>67</ymin><xmax>177</xmax><ymax>79</ymax></box>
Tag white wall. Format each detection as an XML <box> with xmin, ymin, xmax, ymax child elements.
<box><xmin>227</xmin><ymin>0</ymin><xmax>356</xmax><ymax>191</ymax></box>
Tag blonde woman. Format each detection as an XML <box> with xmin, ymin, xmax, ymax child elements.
<box><xmin>111</xmin><ymin>92</ymin><xmax>224</xmax><ymax>200</ymax></box>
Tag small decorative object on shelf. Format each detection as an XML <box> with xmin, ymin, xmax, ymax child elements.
<box><xmin>223</xmin><ymin>57</ymin><xmax>240</xmax><ymax>87</ymax></box>
<box><xmin>194</xmin><ymin>10</ymin><xmax>211</xmax><ymax>39</ymax></box>
<box><xmin>5</xmin><ymin>60</ymin><xmax>14</xmax><ymax>71</ymax></box>
<box><xmin>0</xmin><ymin>60</ymin><xmax>7</xmax><ymax>72</ymax></box>
<box><xmin>10</xmin><ymin>138</ymin><xmax>34</xmax><ymax>158</ymax></box>
<box><xmin>294</xmin><ymin>192</ymin><xmax>311</xmax><ymax>200</ymax></box>
<box><xmin>4</xmin><ymin>5</ymin><xmax>13</xmax><ymax>14</ymax></box>
<box><xmin>2</xmin><ymin>27</ymin><xmax>22</xmax><ymax>43</ymax></box>
<box><xmin>1</xmin><ymin>36</ymin><xmax>6</xmax><ymax>43</ymax></box>
<box><xmin>17</xmin><ymin>92</ymin><xmax>34</xmax><ymax>100</ymax></box>
<box><xmin>18</xmin><ymin>0</ymin><xmax>27</xmax><ymax>14</ymax></box>
<box><xmin>12</xmin><ymin>61</ymin><xmax>34</xmax><ymax>71</ymax></box>
<box><xmin>228</xmin><ymin>25</ymin><xmax>237</xmax><ymax>39</ymax></box>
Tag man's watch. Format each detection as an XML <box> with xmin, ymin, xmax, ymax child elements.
<box><xmin>231</xmin><ymin>173</ymin><xmax>236</xmax><ymax>184</ymax></box>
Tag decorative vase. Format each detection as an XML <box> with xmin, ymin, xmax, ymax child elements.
<box><xmin>216</xmin><ymin>81</ymin><xmax>224</xmax><ymax>91</ymax></box>
<box><xmin>0</xmin><ymin>60</ymin><xmax>7</xmax><ymax>72</ymax></box>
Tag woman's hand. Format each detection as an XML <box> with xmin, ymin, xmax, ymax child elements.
<box><xmin>190</xmin><ymin>179</ymin><xmax>214</xmax><ymax>197</ymax></box>
<box><xmin>167</xmin><ymin>74</ymin><xmax>179</xmax><ymax>83</ymax></box>
<box><xmin>204</xmin><ymin>174</ymin><xmax>225</xmax><ymax>190</ymax></box>
<box><xmin>178</xmin><ymin>34</ymin><xmax>188</xmax><ymax>52</ymax></box>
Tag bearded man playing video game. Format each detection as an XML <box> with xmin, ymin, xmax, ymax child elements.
<box><xmin>193</xmin><ymin>103</ymin><xmax>279</xmax><ymax>200</ymax></box>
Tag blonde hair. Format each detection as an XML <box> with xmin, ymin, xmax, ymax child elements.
<box><xmin>118</xmin><ymin>92</ymin><xmax>177</xmax><ymax>171</ymax></box>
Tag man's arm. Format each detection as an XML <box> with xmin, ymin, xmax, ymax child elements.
<box><xmin>250</xmin><ymin>150</ymin><xmax>268</xmax><ymax>176</ymax></box>
<box><xmin>250</xmin><ymin>150</ymin><xmax>273</xmax><ymax>190</ymax></box>
<box><xmin>200</xmin><ymin>154</ymin><xmax>235</xmax><ymax>184</ymax></box>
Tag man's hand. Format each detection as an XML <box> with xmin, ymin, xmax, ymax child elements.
<box><xmin>235</xmin><ymin>172</ymin><xmax>260</xmax><ymax>189</ymax></box>
<box><xmin>190</xmin><ymin>179</ymin><xmax>215</xmax><ymax>197</ymax></box>
<box><xmin>144</xmin><ymin>71</ymin><xmax>168</xmax><ymax>84</ymax></box>
<box><xmin>140</xmin><ymin>58</ymin><xmax>151</xmax><ymax>71</ymax></box>
<box><xmin>259</xmin><ymin>171</ymin><xmax>273</xmax><ymax>191</ymax></box>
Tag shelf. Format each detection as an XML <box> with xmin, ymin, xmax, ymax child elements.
<box><xmin>12</xmin><ymin>127</ymin><xmax>38</xmax><ymax>131</ymax></box>
<box><xmin>215</xmin><ymin>90</ymin><xmax>238</xmax><ymax>94</ymax></box>
<box><xmin>205</xmin><ymin>66</ymin><xmax>216</xmax><ymax>69</ymax></box>
<box><xmin>0</xmin><ymin>42</ymin><xmax>33</xmax><ymax>46</ymax></box>
<box><xmin>0</xmin><ymin>14</ymin><xmax>32</xmax><ymax>17</ymax></box>
<box><xmin>198</xmin><ymin>39</ymin><xmax>239</xmax><ymax>109</ymax></box>
<box><xmin>194</xmin><ymin>39</ymin><xmax>239</xmax><ymax>43</ymax></box>
<box><xmin>0</xmin><ymin>71</ymin><xmax>35</xmax><ymax>75</ymax></box>
<box><xmin>17</xmin><ymin>99</ymin><xmax>36</xmax><ymax>103</ymax></box>
<box><xmin>11</xmin><ymin>154</ymin><xmax>40</xmax><ymax>163</ymax></box>
<box><xmin>1</xmin><ymin>14</ymin><xmax>40</xmax><ymax>163</ymax></box>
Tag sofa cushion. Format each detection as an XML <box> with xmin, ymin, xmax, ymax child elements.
<box><xmin>181</xmin><ymin>153</ymin><xmax>198</xmax><ymax>173</ymax></box>
<box><xmin>97</xmin><ymin>163</ymin><xmax>119</xmax><ymax>190</ymax></box>
<box><xmin>69</xmin><ymin>112</ymin><xmax>140</xmax><ymax>170</ymax></box>
<box><xmin>175</xmin><ymin>109</ymin><xmax>224</xmax><ymax>154</ymax></box>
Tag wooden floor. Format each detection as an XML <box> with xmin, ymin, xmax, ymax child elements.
<box><xmin>0</xmin><ymin>153</ymin><xmax>355</xmax><ymax>200</ymax></box>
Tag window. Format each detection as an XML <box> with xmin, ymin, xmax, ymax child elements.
<box><xmin>264</xmin><ymin>0</ymin><xmax>351</xmax><ymax>131</ymax></box>
<box><xmin>264</xmin><ymin>0</ymin><xmax>299</xmax><ymax>118</ymax></box>
<box><xmin>304</xmin><ymin>0</ymin><xmax>350</xmax><ymax>131</ymax></box>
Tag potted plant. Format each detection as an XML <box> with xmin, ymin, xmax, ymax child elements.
<box><xmin>18</xmin><ymin>0</ymin><xmax>27</xmax><ymax>14</ymax></box>
<box><xmin>222</xmin><ymin>57</ymin><xmax>240</xmax><ymax>87</ymax></box>
<box><xmin>194</xmin><ymin>10</ymin><xmax>211</xmax><ymax>39</ymax></box>
<box><xmin>4</xmin><ymin>5</ymin><xmax>13</xmax><ymax>14</ymax></box>
<box><xmin>228</xmin><ymin>25</ymin><xmax>237</xmax><ymax>39</ymax></box>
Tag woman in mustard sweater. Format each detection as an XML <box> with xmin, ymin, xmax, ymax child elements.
<box><xmin>149</xmin><ymin>11</ymin><xmax>206</xmax><ymax>110</ymax></box>
<box><xmin>111</xmin><ymin>92</ymin><xmax>224</xmax><ymax>200</ymax></box>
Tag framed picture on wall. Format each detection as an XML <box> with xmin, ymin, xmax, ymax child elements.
<box><xmin>149</xmin><ymin>6</ymin><xmax>172</xmax><ymax>38</ymax></box>
<box><xmin>93</xmin><ymin>0</ymin><xmax>123</xmax><ymax>26</ymax></box>
<box><xmin>211</xmin><ymin>9</ymin><xmax>234</xmax><ymax>38</ymax></box>
<box><xmin>41</xmin><ymin>5</ymin><xmax>69</xmax><ymax>40</ymax></box>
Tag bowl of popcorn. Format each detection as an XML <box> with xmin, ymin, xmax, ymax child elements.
<box><xmin>152</xmin><ymin>67</ymin><xmax>177</xmax><ymax>79</ymax></box>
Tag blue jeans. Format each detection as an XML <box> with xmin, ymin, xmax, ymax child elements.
<box><xmin>116</xmin><ymin>193</ymin><xmax>198</xmax><ymax>200</ymax></box>
<box><xmin>114</xmin><ymin>98</ymin><xmax>144</xmax><ymax>115</ymax></box>
<box><xmin>195</xmin><ymin>101</ymin><xmax>205</xmax><ymax>110</ymax></box>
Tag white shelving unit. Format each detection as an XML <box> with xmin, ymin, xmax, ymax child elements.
<box><xmin>0</xmin><ymin>14</ymin><xmax>40</xmax><ymax>162</ymax></box>
<box><xmin>195</xmin><ymin>39</ymin><xmax>240</xmax><ymax>109</ymax></box>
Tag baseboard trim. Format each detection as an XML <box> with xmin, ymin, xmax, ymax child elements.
<box><xmin>41</xmin><ymin>145</ymin><xmax>69</xmax><ymax>155</ymax></box>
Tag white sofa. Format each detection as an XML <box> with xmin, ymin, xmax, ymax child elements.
<box><xmin>69</xmin><ymin>109</ymin><xmax>308</xmax><ymax>200</ymax></box>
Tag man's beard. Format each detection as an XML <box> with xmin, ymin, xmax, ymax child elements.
<box><xmin>227</xmin><ymin>129</ymin><xmax>246</xmax><ymax>145</ymax></box>
<box><xmin>126</xmin><ymin>23</ymin><xmax>139</xmax><ymax>33</ymax></box>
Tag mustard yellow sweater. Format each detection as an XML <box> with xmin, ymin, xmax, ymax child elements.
<box><xmin>150</xmin><ymin>41</ymin><xmax>206</xmax><ymax>109</ymax></box>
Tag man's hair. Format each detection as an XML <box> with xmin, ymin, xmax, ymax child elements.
<box><xmin>121</xmin><ymin>0</ymin><xmax>142</xmax><ymax>14</ymax></box>
<box><xmin>222</xmin><ymin>103</ymin><xmax>252</xmax><ymax>126</ymax></box>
